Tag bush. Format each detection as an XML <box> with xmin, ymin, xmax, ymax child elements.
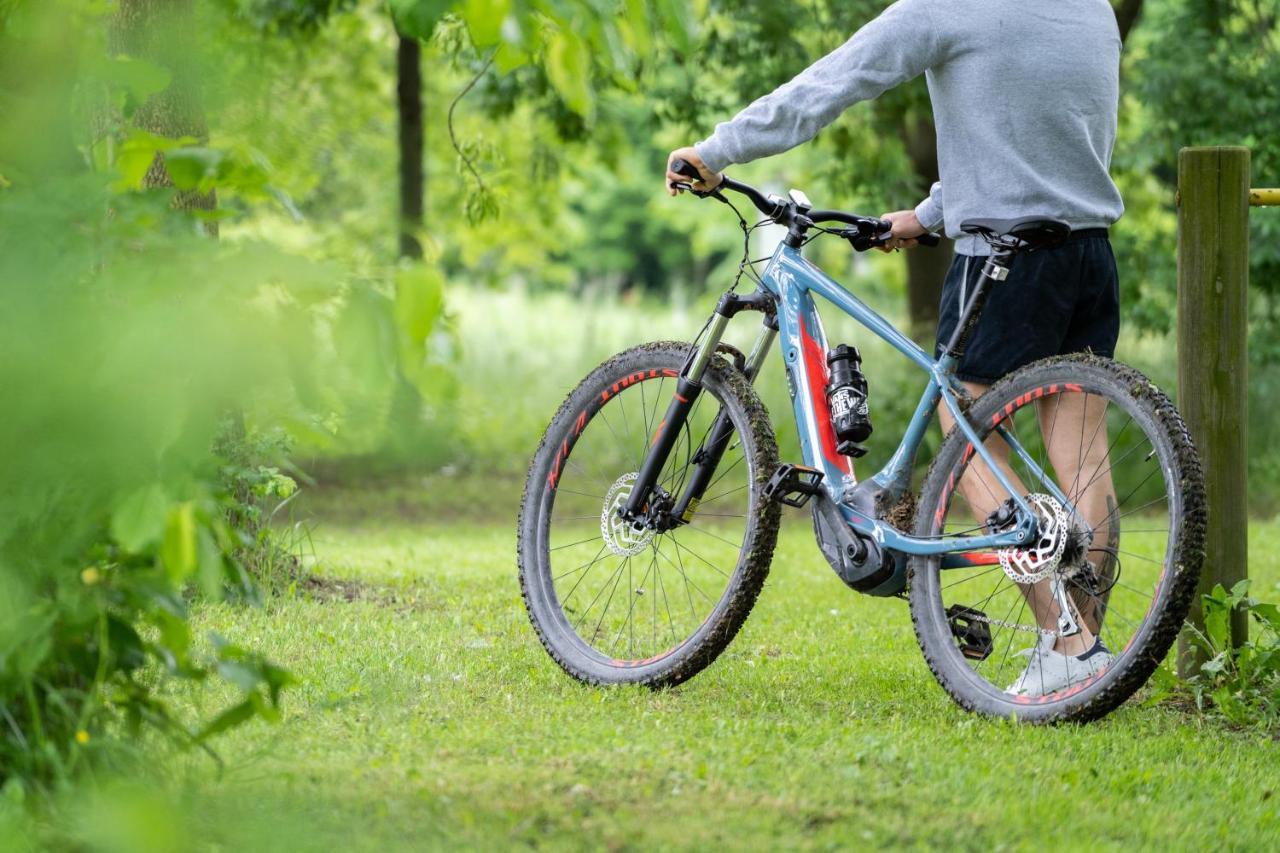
<box><xmin>1181</xmin><ymin>581</ymin><xmax>1280</xmax><ymax>729</ymax></box>
<box><xmin>0</xmin><ymin>3</ymin><xmax>448</xmax><ymax>785</ymax></box>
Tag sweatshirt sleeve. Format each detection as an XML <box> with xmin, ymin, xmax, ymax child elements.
<box><xmin>695</xmin><ymin>0</ymin><xmax>945</xmax><ymax>173</ymax></box>
<box><xmin>913</xmin><ymin>181</ymin><xmax>944</xmax><ymax>231</ymax></box>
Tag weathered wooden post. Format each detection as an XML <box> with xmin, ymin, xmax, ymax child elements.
<box><xmin>1176</xmin><ymin>146</ymin><xmax>1250</xmax><ymax>676</ymax></box>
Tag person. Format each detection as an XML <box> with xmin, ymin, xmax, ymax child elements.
<box><xmin>664</xmin><ymin>0</ymin><xmax>1125</xmax><ymax>696</ymax></box>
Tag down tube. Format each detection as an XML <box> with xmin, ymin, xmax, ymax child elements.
<box><xmin>770</xmin><ymin>264</ymin><xmax>856</xmax><ymax>499</ymax></box>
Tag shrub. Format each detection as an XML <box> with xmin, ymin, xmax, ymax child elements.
<box><xmin>1181</xmin><ymin>581</ymin><xmax>1280</xmax><ymax>729</ymax></box>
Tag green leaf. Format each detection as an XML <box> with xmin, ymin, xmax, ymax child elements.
<box><xmin>493</xmin><ymin>42</ymin><xmax>529</xmax><ymax>74</ymax></box>
<box><xmin>114</xmin><ymin>144</ymin><xmax>157</xmax><ymax>188</ymax></box>
<box><xmin>195</xmin><ymin>698</ymin><xmax>257</xmax><ymax>742</ymax></box>
<box><xmin>462</xmin><ymin>0</ymin><xmax>510</xmax><ymax>47</ymax></box>
<box><xmin>336</xmin><ymin>287</ymin><xmax>398</xmax><ymax>393</ymax></box>
<box><xmin>217</xmin><ymin>658</ymin><xmax>265</xmax><ymax>693</ymax></box>
<box><xmin>163</xmin><ymin>147</ymin><xmax>224</xmax><ymax>191</ymax></box>
<box><xmin>111</xmin><ymin>483</ymin><xmax>169</xmax><ymax>552</ymax></box>
<box><xmin>394</xmin><ymin>264</ymin><xmax>445</xmax><ymax>349</ymax></box>
<box><xmin>388</xmin><ymin>0</ymin><xmax>454</xmax><ymax>39</ymax></box>
<box><xmin>106</xmin><ymin>615</ymin><xmax>149</xmax><ymax>672</ymax></box>
<box><xmin>112</xmin><ymin>130</ymin><xmax>199</xmax><ymax>189</ymax></box>
<box><xmin>621</xmin><ymin>0</ymin><xmax>651</xmax><ymax>59</ymax></box>
<box><xmin>153</xmin><ymin>609</ymin><xmax>194</xmax><ymax>674</ymax></box>
<box><xmin>1251</xmin><ymin>602</ymin><xmax>1280</xmax><ymax>631</ymax></box>
<box><xmin>1204</xmin><ymin>602</ymin><xmax>1230</xmax><ymax>650</ymax></box>
<box><xmin>545</xmin><ymin>28</ymin><xmax>592</xmax><ymax>117</ymax></box>
<box><xmin>89</xmin><ymin>55</ymin><xmax>172</xmax><ymax>103</ymax></box>
<box><xmin>654</xmin><ymin>0</ymin><xmax>696</xmax><ymax>54</ymax></box>
<box><xmin>160</xmin><ymin>501</ymin><xmax>198</xmax><ymax>582</ymax></box>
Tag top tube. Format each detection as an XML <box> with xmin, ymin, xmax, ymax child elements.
<box><xmin>761</xmin><ymin>243</ymin><xmax>936</xmax><ymax>374</ymax></box>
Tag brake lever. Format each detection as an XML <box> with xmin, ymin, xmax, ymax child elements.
<box><xmin>843</xmin><ymin>229</ymin><xmax>941</xmax><ymax>252</ymax></box>
<box><xmin>671</xmin><ymin>181</ymin><xmax>728</xmax><ymax>204</ymax></box>
<box><xmin>838</xmin><ymin>227</ymin><xmax>879</xmax><ymax>253</ymax></box>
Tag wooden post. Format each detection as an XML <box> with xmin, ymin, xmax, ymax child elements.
<box><xmin>1176</xmin><ymin>146</ymin><xmax>1250</xmax><ymax>676</ymax></box>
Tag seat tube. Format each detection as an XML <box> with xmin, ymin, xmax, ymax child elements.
<box><xmin>942</xmin><ymin>250</ymin><xmax>1015</xmax><ymax>359</ymax></box>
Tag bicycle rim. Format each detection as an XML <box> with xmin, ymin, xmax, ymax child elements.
<box><xmin>540</xmin><ymin>364</ymin><xmax>757</xmax><ymax>667</ymax></box>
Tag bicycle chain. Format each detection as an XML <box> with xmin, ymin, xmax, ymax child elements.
<box><xmin>961</xmin><ymin>563</ymin><xmax>1089</xmax><ymax>638</ymax></box>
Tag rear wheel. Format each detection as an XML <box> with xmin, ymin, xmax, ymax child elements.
<box><xmin>910</xmin><ymin>355</ymin><xmax>1205</xmax><ymax>722</ymax></box>
<box><xmin>518</xmin><ymin>341</ymin><xmax>780</xmax><ymax>687</ymax></box>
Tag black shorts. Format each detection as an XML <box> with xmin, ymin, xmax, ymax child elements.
<box><xmin>934</xmin><ymin>230</ymin><xmax>1120</xmax><ymax>385</ymax></box>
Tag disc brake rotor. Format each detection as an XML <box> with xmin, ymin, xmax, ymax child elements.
<box><xmin>601</xmin><ymin>472</ymin><xmax>654</xmax><ymax>557</ymax></box>
<box><xmin>998</xmin><ymin>493</ymin><xmax>1069</xmax><ymax>584</ymax></box>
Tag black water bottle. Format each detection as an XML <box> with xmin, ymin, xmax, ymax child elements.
<box><xmin>826</xmin><ymin>344</ymin><xmax>872</xmax><ymax>458</ymax></box>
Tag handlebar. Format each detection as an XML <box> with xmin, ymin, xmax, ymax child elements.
<box><xmin>669</xmin><ymin>158</ymin><xmax>941</xmax><ymax>250</ymax></box>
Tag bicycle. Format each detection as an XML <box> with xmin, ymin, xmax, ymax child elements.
<box><xmin>517</xmin><ymin>160</ymin><xmax>1205</xmax><ymax>722</ymax></box>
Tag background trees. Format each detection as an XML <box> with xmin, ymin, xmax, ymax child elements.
<box><xmin>1</xmin><ymin>0</ymin><xmax>1278</xmax><ymax>797</ymax></box>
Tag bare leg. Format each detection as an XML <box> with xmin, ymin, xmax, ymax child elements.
<box><xmin>938</xmin><ymin>383</ymin><xmax>1097</xmax><ymax>656</ymax></box>
<box><xmin>1037</xmin><ymin>391</ymin><xmax>1118</xmax><ymax>633</ymax></box>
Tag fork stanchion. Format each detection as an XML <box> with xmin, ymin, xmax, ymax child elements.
<box><xmin>1176</xmin><ymin>146</ymin><xmax>1250</xmax><ymax>676</ymax></box>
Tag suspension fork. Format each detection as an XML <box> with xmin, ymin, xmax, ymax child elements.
<box><xmin>621</xmin><ymin>291</ymin><xmax>775</xmax><ymax>522</ymax></box>
<box><xmin>671</xmin><ymin>317</ymin><xmax>777</xmax><ymax>521</ymax></box>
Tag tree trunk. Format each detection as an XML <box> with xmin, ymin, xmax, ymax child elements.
<box><xmin>111</xmin><ymin>0</ymin><xmax>217</xmax><ymax>232</ymax></box>
<box><xmin>397</xmin><ymin>34</ymin><xmax>425</xmax><ymax>259</ymax></box>
<box><xmin>1113</xmin><ymin>0</ymin><xmax>1144</xmax><ymax>43</ymax></box>
<box><xmin>901</xmin><ymin>113</ymin><xmax>953</xmax><ymax>346</ymax></box>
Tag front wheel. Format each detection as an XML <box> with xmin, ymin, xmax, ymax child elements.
<box><xmin>910</xmin><ymin>355</ymin><xmax>1205</xmax><ymax>723</ymax></box>
<box><xmin>518</xmin><ymin>341</ymin><xmax>780</xmax><ymax>688</ymax></box>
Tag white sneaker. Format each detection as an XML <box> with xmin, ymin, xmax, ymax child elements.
<box><xmin>1005</xmin><ymin>636</ymin><xmax>1114</xmax><ymax>697</ymax></box>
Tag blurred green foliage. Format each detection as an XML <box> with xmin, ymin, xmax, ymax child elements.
<box><xmin>3</xmin><ymin>0</ymin><xmax>1280</xmax><ymax>800</ymax></box>
<box><xmin>0</xmin><ymin>0</ymin><xmax>451</xmax><ymax>792</ymax></box>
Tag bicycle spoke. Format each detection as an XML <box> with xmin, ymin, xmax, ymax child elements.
<box><xmin>924</xmin><ymin>376</ymin><xmax>1188</xmax><ymax>711</ymax></box>
<box><xmin>682</xmin><ymin>523</ymin><xmax>743</xmax><ymax>553</ymax></box>
<box><xmin>664</xmin><ymin>539</ymin><xmax>724</xmax><ymax>599</ymax></box>
<box><xmin>542</xmin><ymin>363</ymin><xmax>754</xmax><ymax>664</ymax></box>
<box><xmin>700</xmin><ymin>482</ymin><xmax>747</xmax><ymax>505</ymax></box>
<box><xmin>554</xmin><ymin>544</ymin><xmax>609</xmax><ymax>582</ymax></box>
<box><xmin>550</xmin><ymin>534</ymin><xmax>603</xmax><ymax>552</ymax></box>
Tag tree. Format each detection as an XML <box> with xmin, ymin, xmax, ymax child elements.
<box><xmin>111</xmin><ymin>0</ymin><xmax>217</xmax><ymax>226</ymax></box>
<box><xmin>397</xmin><ymin>31</ymin><xmax>425</xmax><ymax>258</ymax></box>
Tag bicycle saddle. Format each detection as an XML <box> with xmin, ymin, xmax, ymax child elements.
<box><xmin>959</xmin><ymin>216</ymin><xmax>1070</xmax><ymax>250</ymax></box>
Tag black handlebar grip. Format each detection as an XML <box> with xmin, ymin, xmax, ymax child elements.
<box><xmin>670</xmin><ymin>158</ymin><xmax>703</xmax><ymax>182</ymax></box>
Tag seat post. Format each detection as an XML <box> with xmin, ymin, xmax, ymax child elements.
<box><xmin>942</xmin><ymin>249</ymin><xmax>1016</xmax><ymax>360</ymax></box>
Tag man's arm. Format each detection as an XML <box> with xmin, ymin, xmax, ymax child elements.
<box><xmin>693</xmin><ymin>0</ymin><xmax>945</xmax><ymax>174</ymax></box>
<box><xmin>913</xmin><ymin>181</ymin><xmax>945</xmax><ymax>232</ymax></box>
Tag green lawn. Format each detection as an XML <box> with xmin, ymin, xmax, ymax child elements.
<box><xmin>21</xmin><ymin>482</ymin><xmax>1280</xmax><ymax>850</ymax></box>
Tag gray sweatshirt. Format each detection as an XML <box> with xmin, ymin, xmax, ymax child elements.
<box><xmin>694</xmin><ymin>0</ymin><xmax>1124</xmax><ymax>256</ymax></box>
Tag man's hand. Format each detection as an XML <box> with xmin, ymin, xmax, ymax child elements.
<box><xmin>665</xmin><ymin>147</ymin><xmax>723</xmax><ymax>197</ymax></box>
<box><xmin>876</xmin><ymin>209</ymin><xmax>928</xmax><ymax>251</ymax></box>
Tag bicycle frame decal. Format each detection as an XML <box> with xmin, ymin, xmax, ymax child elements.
<box><xmin>760</xmin><ymin>244</ymin><xmax>1047</xmax><ymax>559</ymax></box>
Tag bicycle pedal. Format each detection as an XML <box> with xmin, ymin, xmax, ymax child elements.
<box><xmin>763</xmin><ymin>463</ymin><xmax>824</xmax><ymax>508</ymax></box>
<box><xmin>947</xmin><ymin>605</ymin><xmax>993</xmax><ymax>661</ymax></box>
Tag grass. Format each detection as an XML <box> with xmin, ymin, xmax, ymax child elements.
<box><xmin>16</xmin><ymin>480</ymin><xmax>1280</xmax><ymax>851</ymax></box>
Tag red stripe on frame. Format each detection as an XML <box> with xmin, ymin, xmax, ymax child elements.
<box><xmin>799</xmin><ymin>315</ymin><xmax>854</xmax><ymax>476</ymax></box>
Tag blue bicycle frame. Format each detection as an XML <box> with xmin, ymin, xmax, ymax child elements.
<box><xmin>753</xmin><ymin>242</ymin><xmax>1076</xmax><ymax>560</ymax></box>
